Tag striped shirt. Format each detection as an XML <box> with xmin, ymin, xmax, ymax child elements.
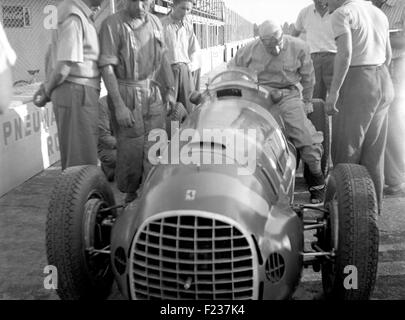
<box><xmin>380</xmin><ymin>0</ymin><xmax>405</xmax><ymax>59</ymax></box>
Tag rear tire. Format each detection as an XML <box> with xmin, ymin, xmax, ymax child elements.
<box><xmin>321</xmin><ymin>164</ymin><xmax>379</xmax><ymax>300</ymax></box>
<box><xmin>46</xmin><ymin>165</ymin><xmax>115</xmax><ymax>300</ymax></box>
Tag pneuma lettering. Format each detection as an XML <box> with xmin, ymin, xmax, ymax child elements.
<box><xmin>1</xmin><ymin>107</ymin><xmax>56</xmax><ymax>147</ymax></box>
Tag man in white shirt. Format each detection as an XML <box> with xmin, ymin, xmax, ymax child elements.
<box><xmin>160</xmin><ymin>0</ymin><xmax>201</xmax><ymax>114</ymax></box>
<box><xmin>326</xmin><ymin>0</ymin><xmax>394</xmax><ymax>213</ymax></box>
<box><xmin>371</xmin><ymin>0</ymin><xmax>405</xmax><ymax>196</ymax></box>
<box><xmin>0</xmin><ymin>22</ymin><xmax>17</xmax><ymax>114</ymax></box>
<box><xmin>294</xmin><ymin>0</ymin><xmax>337</xmax><ymax>101</ymax></box>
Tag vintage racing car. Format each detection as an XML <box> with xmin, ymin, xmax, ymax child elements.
<box><xmin>46</xmin><ymin>69</ymin><xmax>379</xmax><ymax>300</ymax></box>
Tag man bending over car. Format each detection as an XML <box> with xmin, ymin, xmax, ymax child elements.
<box><xmin>228</xmin><ymin>19</ymin><xmax>326</xmax><ymax>204</ymax></box>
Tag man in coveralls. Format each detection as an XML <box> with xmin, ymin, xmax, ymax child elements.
<box><xmin>99</xmin><ymin>0</ymin><xmax>175</xmax><ymax>203</ymax></box>
<box><xmin>229</xmin><ymin>19</ymin><xmax>326</xmax><ymax>204</ymax></box>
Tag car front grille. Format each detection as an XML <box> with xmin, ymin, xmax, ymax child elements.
<box><xmin>129</xmin><ymin>213</ymin><xmax>257</xmax><ymax>300</ymax></box>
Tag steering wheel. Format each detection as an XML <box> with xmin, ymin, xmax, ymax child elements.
<box><xmin>209</xmin><ymin>69</ymin><xmax>257</xmax><ymax>85</ymax></box>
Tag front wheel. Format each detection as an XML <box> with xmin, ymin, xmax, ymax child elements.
<box><xmin>320</xmin><ymin>164</ymin><xmax>379</xmax><ymax>300</ymax></box>
<box><xmin>46</xmin><ymin>165</ymin><xmax>116</xmax><ymax>300</ymax></box>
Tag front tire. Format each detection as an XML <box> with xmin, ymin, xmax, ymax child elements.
<box><xmin>321</xmin><ymin>164</ymin><xmax>379</xmax><ymax>300</ymax></box>
<box><xmin>46</xmin><ymin>165</ymin><xmax>115</xmax><ymax>300</ymax></box>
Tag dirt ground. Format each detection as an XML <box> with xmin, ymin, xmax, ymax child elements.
<box><xmin>1</xmin><ymin>162</ymin><xmax>404</xmax><ymax>300</ymax></box>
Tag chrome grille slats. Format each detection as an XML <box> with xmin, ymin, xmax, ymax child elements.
<box><xmin>129</xmin><ymin>212</ymin><xmax>258</xmax><ymax>300</ymax></box>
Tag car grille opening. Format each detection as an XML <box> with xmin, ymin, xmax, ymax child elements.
<box><xmin>265</xmin><ymin>253</ymin><xmax>285</xmax><ymax>284</ymax></box>
<box><xmin>129</xmin><ymin>214</ymin><xmax>256</xmax><ymax>300</ymax></box>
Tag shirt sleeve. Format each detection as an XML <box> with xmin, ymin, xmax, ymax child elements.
<box><xmin>0</xmin><ymin>23</ymin><xmax>17</xmax><ymax>73</ymax></box>
<box><xmin>56</xmin><ymin>15</ymin><xmax>83</xmax><ymax>63</ymax></box>
<box><xmin>98</xmin><ymin>17</ymin><xmax>120</xmax><ymax>68</ymax></box>
<box><xmin>295</xmin><ymin>9</ymin><xmax>305</xmax><ymax>32</ymax></box>
<box><xmin>331</xmin><ymin>8</ymin><xmax>352</xmax><ymax>39</ymax></box>
<box><xmin>228</xmin><ymin>45</ymin><xmax>249</xmax><ymax>69</ymax></box>
<box><xmin>188</xmin><ymin>23</ymin><xmax>199</xmax><ymax>56</ymax></box>
<box><xmin>298</xmin><ymin>43</ymin><xmax>315</xmax><ymax>101</ymax></box>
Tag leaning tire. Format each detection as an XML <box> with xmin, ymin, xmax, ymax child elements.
<box><xmin>308</xmin><ymin>99</ymin><xmax>331</xmax><ymax>176</ymax></box>
<box><xmin>46</xmin><ymin>165</ymin><xmax>116</xmax><ymax>300</ymax></box>
<box><xmin>321</xmin><ymin>164</ymin><xmax>379</xmax><ymax>300</ymax></box>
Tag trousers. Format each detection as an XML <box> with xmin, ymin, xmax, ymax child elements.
<box><xmin>332</xmin><ymin>64</ymin><xmax>394</xmax><ymax>211</ymax></box>
<box><xmin>51</xmin><ymin>81</ymin><xmax>99</xmax><ymax>170</ymax></box>
<box><xmin>108</xmin><ymin>79</ymin><xmax>166</xmax><ymax>194</ymax></box>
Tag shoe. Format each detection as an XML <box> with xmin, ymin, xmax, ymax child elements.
<box><xmin>309</xmin><ymin>185</ymin><xmax>325</xmax><ymax>204</ymax></box>
<box><xmin>384</xmin><ymin>183</ymin><xmax>405</xmax><ymax>196</ymax></box>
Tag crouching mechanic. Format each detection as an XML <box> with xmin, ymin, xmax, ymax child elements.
<box><xmin>228</xmin><ymin>19</ymin><xmax>326</xmax><ymax>203</ymax></box>
<box><xmin>99</xmin><ymin>0</ymin><xmax>175</xmax><ymax>203</ymax></box>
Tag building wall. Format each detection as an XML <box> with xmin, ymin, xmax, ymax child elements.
<box><xmin>1</xmin><ymin>0</ymin><xmax>59</xmax><ymax>84</ymax></box>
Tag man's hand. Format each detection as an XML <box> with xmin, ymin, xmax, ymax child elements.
<box><xmin>325</xmin><ymin>92</ymin><xmax>340</xmax><ymax>116</ymax></box>
<box><xmin>303</xmin><ymin>101</ymin><xmax>314</xmax><ymax>115</ymax></box>
<box><xmin>33</xmin><ymin>84</ymin><xmax>50</xmax><ymax>108</ymax></box>
<box><xmin>165</xmin><ymin>91</ymin><xmax>176</xmax><ymax>114</ymax></box>
<box><xmin>115</xmin><ymin>101</ymin><xmax>135</xmax><ymax>128</ymax></box>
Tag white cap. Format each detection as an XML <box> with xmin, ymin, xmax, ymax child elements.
<box><xmin>258</xmin><ymin>19</ymin><xmax>282</xmax><ymax>38</ymax></box>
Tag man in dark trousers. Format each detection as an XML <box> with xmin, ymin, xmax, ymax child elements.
<box><xmin>99</xmin><ymin>0</ymin><xmax>175</xmax><ymax>203</ymax></box>
<box><xmin>371</xmin><ymin>0</ymin><xmax>405</xmax><ymax>196</ymax></box>
<box><xmin>326</xmin><ymin>0</ymin><xmax>394</xmax><ymax>213</ymax></box>
<box><xmin>34</xmin><ymin>0</ymin><xmax>104</xmax><ymax>170</ymax></box>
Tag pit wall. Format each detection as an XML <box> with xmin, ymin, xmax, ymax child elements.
<box><xmin>0</xmin><ymin>100</ymin><xmax>59</xmax><ymax>197</ymax></box>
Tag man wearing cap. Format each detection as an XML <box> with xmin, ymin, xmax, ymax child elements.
<box><xmin>33</xmin><ymin>0</ymin><xmax>104</xmax><ymax>170</ymax></box>
<box><xmin>371</xmin><ymin>0</ymin><xmax>405</xmax><ymax>196</ymax></box>
<box><xmin>99</xmin><ymin>0</ymin><xmax>175</xmax><ymax>203</ymax></box>
<box><xmin>294</xmin><ymin>0</ymin><xmax>336</xmax><ymax>101</ymax></box>
<box><xmin>228</xmin><ymin>19</ymin><xmax>326</xmax><ymax>204</ymax></box>
<box><xmin>325</xmin><ymin>0</ymin><xmax>394</xmax><ymax>213</ymax></box>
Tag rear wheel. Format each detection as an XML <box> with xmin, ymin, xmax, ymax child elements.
<box><xmin>46</xmin><ymin>165</ymin><xmax>116</xmax><ymax>300</ymax></box>
<box><xmin>320</xmin><ymin>164</ymin><xmax>379</xmax><ymax>300</ymax></box>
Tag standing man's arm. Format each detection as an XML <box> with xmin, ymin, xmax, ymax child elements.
<box><xmin>188</xmin><ymin>29</ymin><xmax>201</xmax><ymax>72</ymax></box>
<box><xmin>386</xmin><ymin>29</ymin><xmax>393</xmax><ymax>66</ymax></box>
<box><xmin>389</xmin><ymin>6</ymin><xmax>405</xmax><ymax>50</ymax></box>
<box><xmin>0</xmin><ymin>67</ymin><xmax>13</xmax><ymax>114</ymax></box>
<box><xmin>0</xmin><ymin>23</ymin><xmax>16</xmax><ymax>113</ymax></box>
<box><xmin>293</xmin><ymin>9</ymin><xmax>305</xmax><ymax>37</ymax></box>
<box><xmin>325</xmin><ymin>33</ymin><xmax>352</xmax><ymax>115</ymax></box>
<box><xmin>325</xmin><ymin>10</ymin><xmax>353</xmax><ymax>115</ymax></box>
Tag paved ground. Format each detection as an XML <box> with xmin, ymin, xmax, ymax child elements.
<box><xmin>1</xmin><ymin>161</ymin><xmax>404</xmax><ymax>300</ymax></box>
<box><xmin>1</xmin><ymin>65</ymin><xmax>404</xmax><ymax>300</ymax></box>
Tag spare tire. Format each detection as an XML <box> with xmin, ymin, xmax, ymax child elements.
<box><xmin>320</xmin><ymin>164</ymin><xmax>379</xmax><ymax>300</ymax></box>
<box><xmin>46</xmin><ymin>165</ymin><xmax>116</xmax><ymax>300</ymax></box>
